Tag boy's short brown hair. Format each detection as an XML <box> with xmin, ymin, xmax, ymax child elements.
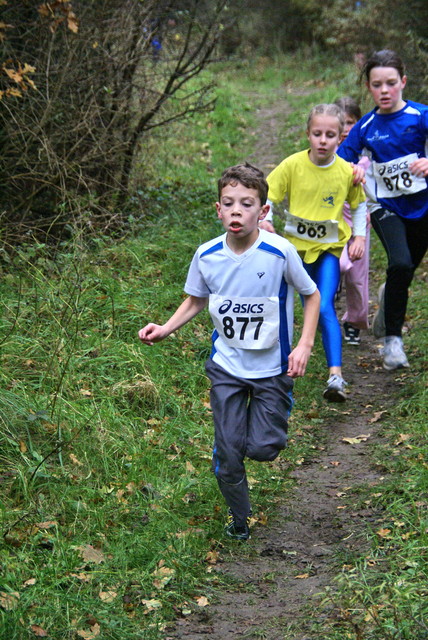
<box><xmin>218</xmin><ymin>163</ymin><xmax>268</xmax><ymax>205</ymax></box>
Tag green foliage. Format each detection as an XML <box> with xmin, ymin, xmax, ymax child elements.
<box><xmin>314</xmin><ymin>0</ymin><xmax>428</xmax><ymax>102</ymax></box>
<box><xmin>0</xmin><ymin>0</ymin><xmax>233</xmax><ymax>242</ymax></box>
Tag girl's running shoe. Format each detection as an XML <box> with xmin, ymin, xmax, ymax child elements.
<box><xmin>344</xmin><ymin>322</ymin><xmax>361</xmax><ymax>345</ymax></box>
<box><xmin>323</xmin><ymin>374</ymin><xmax>348</xmax><ymax>402</ymax></box>
<box><xmin>382</xmin><ymin>336</ymin><xmax>409</xmax><ymax>371</ymax></box>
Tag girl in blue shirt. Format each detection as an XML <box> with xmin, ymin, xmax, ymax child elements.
<box><xmin>338</xmin><ymin>49</ymin><xmax>428</xmax><ymax>371</ymax></box>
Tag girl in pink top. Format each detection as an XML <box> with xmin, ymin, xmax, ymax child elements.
<box><xmin>335</xmin><ymin>97</ymin><xmax>371</xmax><ymax>345</ymax></box>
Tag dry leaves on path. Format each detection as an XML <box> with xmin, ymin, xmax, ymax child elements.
<box><xmin>342</xmin><ymin>434</ymin><xmax>371</xmax><ymax>444</ymax></box>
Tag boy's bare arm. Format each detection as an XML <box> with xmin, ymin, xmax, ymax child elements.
<box><xmin>286</xmin><ymin>289</ymin><xmax>320</xmax><ymax>379</ymax></box>
<box><xmin>139</xmin><ymin>295</ymin><xmax>208</xmax><ymax>345</ymax></box>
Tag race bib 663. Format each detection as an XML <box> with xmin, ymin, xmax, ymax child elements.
<box><xmin>285</xmin><ymin>212</ymin><xmax>339</xmax><ymax>244</ymax></box>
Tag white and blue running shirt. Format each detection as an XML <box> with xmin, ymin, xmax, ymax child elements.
<box><xmin>337</xmin><ymin>100</ymin><xmax>428</xmax><ymax>219</ymax></box>
<box><xmin>184</xmin><ymin>229</ymin><xmax>317</xmax><ymax>379</ymax></box>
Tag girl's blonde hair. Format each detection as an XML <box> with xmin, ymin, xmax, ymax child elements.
<box><xmin>306</xmin><ymin>103</ymin><xmax>345</xmax><ymax>135</ymax></box>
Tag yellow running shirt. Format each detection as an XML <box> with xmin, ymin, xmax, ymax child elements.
<box><xmin>267</xmin><ymin>150</ymin><xmax>366</xmax><ymax>264</ymax></box>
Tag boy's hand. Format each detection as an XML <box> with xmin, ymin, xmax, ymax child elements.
<box><xmin>409</xmin><ymin>157</ymin><xmax>428</xmax><ymax>177</ymax></box>
<box><xmin>286</xmin><ymin>344</ymin><xmax>312</xmax><ymax>378</ymax></box>
<box><xmin>351</xmin><ymin>162</ymin><xmax>366</xmax><ymax>185</ymax></box>
<box><xmin>138</xmin><ymin>323</ymin><xmax>167</xmax><ymax>345</ymax></box>
<box><xmin>348</xmin><ymin>235</ymin><xmax>365</xmax><ymax>261</ymax></box>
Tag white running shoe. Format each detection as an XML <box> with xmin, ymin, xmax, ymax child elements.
<box><xmin>382</xmin><ymin>336</ymin><xmax>409</xmax><ymax>371</ymax></box>
<box><xmin>372</xmin><ymin>283</ymin><xmax>386</xmax><ymax>338</ymax></box>
<box><xmin>323</xmin><ymin>374</ymin><xmax>348</xmax><ymax>402</ymax></box>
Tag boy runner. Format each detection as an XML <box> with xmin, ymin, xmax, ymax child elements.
<box><xmin>139</xmin><ymin>163</ymin><xmax>320</xmax><ymax>540</ymax></box>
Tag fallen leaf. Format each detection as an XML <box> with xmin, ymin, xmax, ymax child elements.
<box><xmin>30</xmin><ymin>625</ymin><xmax>48</xmax><ymax>637</ymax></box>
<box><xmin>69</xmin><ymin>572</ymin><xmax>92</xmax><ymax>582</ymax></box>
<box><xmin>76</xmin><ymin>624</ymin><xmax>100</xmax><ymax>639</ymax></box>
<box><xmin>79</xmin><ymin>389</ymin><xmax>92</xmax><ymax>397</ymax></box>
<box><xmin>342</xmin><ymin>434</ymin><xmax>371</xmax><ymax>445</ymax></box>
<box><xmin>99</xmin><ymin>590</ymin><xmax>117</xmax><ymax>602</ymax></box>
<box><xmin>141</xmin><ymin>598</ymin><xmax>162</xmax><ymax>614</ymax></box>
<box><xmin>182</xmin><ymin>492</ymin><xmax>197</xmax><ymax>504</ymax></box>
<box><xmin>395</xmin><ymin>433</ymin><xmax>411</xmax><ymax>445</ymax></box>
<box><xmin>35</xmin><ymin>521</ymin><xmax>58</xmax><ymax>529</ymax></box>
<box><xmin>70</xmin><ymin>453</ymin><xmax>83</xmax><ymax>466</ymax></box>
<box><xmin>364</xmin><ymin>605</ymin><xmax>380</xmax><ymax>622</ymax></box>
<box><xmin>329</xmin><ymin>461</ymin><xmax>341</xmax><ymax>466</ymax></box>
<box><xmin>78</xmin><ymin>544</ymin><xmax>105</xmax><ymax>564</ymax></box>
<box><xmin>23</xmin><ymin>578</ymin><xmax>37</xmax><ymax>587</ymax></box>
<box><xmin>401</xmin><ymin>532</ymin><xmax>416</xmax><ymax>540</ymax></box>
<box><xmin>376</xmin><ymin>528</ymin><xmax>391</xmax><ymax>538</ymax></box>
<box><xmin>19</xmin><ymin>440</ymin><xmax>28</xmax><ymax>453</ymax></box>
<box><xmin>116</xmin><ymin>489</ymin><xmax>127</xmax><ymax>503</ymax></box>
<box><xmin>195</xmin><ymin>596</ymin><xmax>209</xmax><ymax>607</ymax></box>
<box><xmin>186</xmin><ymin>461</ymin><xmax>196</xmax><ymax>473</ymax></box>
<box><xmin>369</xmin><ymin>410</ymin><xmax>387</xmax><ymax>423</ymax></box>
<box><xmin>67</xmin><ymin>13</ymin><xmax>79</xmax><ymax>33</ymax></box>
<box><xmin>257</xmin><ymin>512</ymin><xmax>268</xmax><ymax>526</ymax></box>
<box><xmin>152</xmin><ymin>565</ymin><xmax>175</xmax><ymax>589</ymax></box>
<box><xmin>205</xmin><ymin>550</ymin><xmax>219</xmax><ymax>565</ymax></box>
<box><xmin>175</xmin><ymin>528</ymin><xmax>204</xmax><ymax>538</ymax></box>
<box><xmin>0</xmin><ymin>591</ymin><xmax>20</xmax><ymax>610</ymax></box>
<box><xmin>294</xmin><ymin>573</ymin><xmax>310</xmax><ymax>579</ymax></box>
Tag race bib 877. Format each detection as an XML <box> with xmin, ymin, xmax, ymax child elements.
<box><xmin>209</xmin><ymin>295</ymin><xmax>279</xmax><ymax>349</ymax></box>
<box><xmin>373</xmin><ymin>153</ymin><xmax>426</xmax><ymax>198</ymax></box>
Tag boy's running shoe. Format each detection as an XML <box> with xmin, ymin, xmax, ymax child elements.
<box><xmin>372</xmin><ymin>283</ymin><xmax>386</xmax><ymax>338</ymax></box>
<box><xmin>382</xmin><ymin>336</ymin><xmax>409</xmax><ymax>371</ymax></box>
<box><xmin>343</xmin><ymin>322</ymin><xmax>361</xmax><ymax>345</ymax></box>
<box><xmin>225</xmin><ymin>509</ymin><xmax>251</xmax><ymax>541</ymax></box>
<box><xmin>323</xmin><ymin>374</ymin><xmax>348</xmax><ymax>402</ymax></box>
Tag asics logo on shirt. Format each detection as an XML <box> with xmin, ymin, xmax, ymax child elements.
<box><xmin>218</xmin><ymin>300</ymin><xmax>265</xmax><ymax>314</ymax></box>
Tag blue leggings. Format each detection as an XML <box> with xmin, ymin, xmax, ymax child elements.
<box><xmin>304</xmin><ymin>252</ymin><xmax>342</xmax><ymax>368</ymax></box>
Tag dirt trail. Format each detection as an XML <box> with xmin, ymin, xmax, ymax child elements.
<box><xmin>168</xmin><ymin>92</ymin><xmax>404</xmax><ymax>640</ymax></box>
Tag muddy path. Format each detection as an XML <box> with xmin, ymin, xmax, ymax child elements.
<box><xmin>167</xmin><ymin>90</ymin><xmax>406</xmax><ymax>640</ymax></box>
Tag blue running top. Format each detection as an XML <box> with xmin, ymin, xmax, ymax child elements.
<box><xmin>337</xmin><ymin>100</ymin><xmax>428</xmax><ymax>220</ymax></box>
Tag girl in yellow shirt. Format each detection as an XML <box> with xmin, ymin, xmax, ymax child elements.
<box><xmin>264</xmin><ymin>104</ymin><xmax>366</xmax><ymax>402</ymax></box>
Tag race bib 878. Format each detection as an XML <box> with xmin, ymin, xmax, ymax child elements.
<box><xmin>209</xmin><ymin>295</ymin><xmax>279</xmax><ymax>349</ymax></box>
<box><xmin>373</xmin><ymin>153</ymin><xmax>426</xmax><ymax>199</ymax></box>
